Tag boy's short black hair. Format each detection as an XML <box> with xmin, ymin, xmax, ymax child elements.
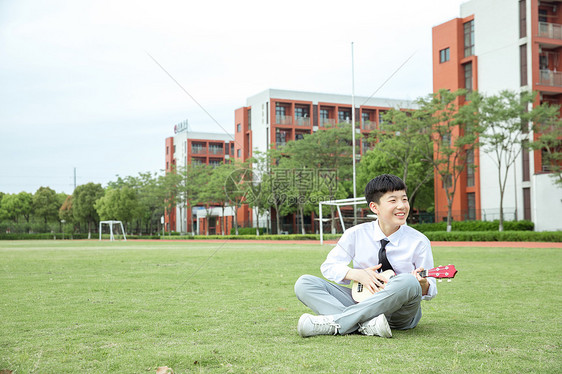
<box><xmin>364</xmin><ymin>174</ymin><xmax>407</xmax><ymax>204</ymax></box>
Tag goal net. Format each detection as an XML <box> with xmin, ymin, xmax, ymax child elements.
<box><xmin>318</xmin><ymin>197</ymin><xmax>372</xmax><ymax>244</ymax></box>
<box><xmin>99</xmin><ymin>220</ymin><xmax>127</xmax><ymax>241</ymax></box>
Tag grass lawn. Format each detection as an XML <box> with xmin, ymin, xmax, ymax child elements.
<box><xmin>0</xmin><ymin>240</ymin><xmax>560</xmax><ymax>373</ymax></box>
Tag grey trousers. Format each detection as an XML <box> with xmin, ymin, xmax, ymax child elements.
<box><xmin>294</xmin><ymin>273</ymin><xmax>422</xmax><ymax>334</ymax></box>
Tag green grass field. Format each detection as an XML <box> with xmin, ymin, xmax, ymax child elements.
<box><xmin>1</xmin><ymin>240</ymin><xmax>560</xmax><ymax>373</ymax></box>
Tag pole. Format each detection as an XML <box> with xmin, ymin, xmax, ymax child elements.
<box><xmin>351</xmin><ymin>42</ymin><xmax>357</xmax><ymax>226</ymax></box>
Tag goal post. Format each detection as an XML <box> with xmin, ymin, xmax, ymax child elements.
<box><xmin>319</xmin><ymin>197</ymin><xmax>371</xmax><ymax>245</ymax></box>
<box><xmin>99</xmin><ymin>220</ymin><xmax>127</xmax><ymax>241</ymax></box>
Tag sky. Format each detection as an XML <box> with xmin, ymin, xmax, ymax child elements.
<box><xmin>0</xmin><ymin>0</ymin><xmax>467</xmax><ymax>195</ymax></box>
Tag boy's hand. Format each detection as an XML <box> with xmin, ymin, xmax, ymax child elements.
<box><xmin>412</xmin><ymin>267</ymin><xmax>430</xmax><ymax>295</ymax></box>
<box><xmin>347</xmin><ymin>264</ymin><xmax>389</xmax><ymax>294</ymax></box>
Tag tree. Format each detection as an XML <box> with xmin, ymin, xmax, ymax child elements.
<box><xmin>416</xmin><ymin>89</ymin><xmax>482</xmax><ymax>232</ymax></box>
<box><xmin>73</xmin><ymin>183</ymin><xmax>104</xmax><ymax>238</ymax></box>
<box><xmin>472</xmin><ymin>90</ymin><xmax>558</xmax><ymax>231</ymax></box>
<box><xmin>94</xmin><ymin>186</ymin><xmax>139</xmax><ymax>232</ymax></box>
<box><xmin>529</xmin><ymin>107</ymin><xmax>562</xmax><ymax>188</ymax></box>
<box><xmin>59</xmin><ymin>195</ymin><xmax>74</xmax><ymax>229</ymax></box>
<box><xmin>365</xmin><ymin>108</ymin><xmax>435</xmax><ymax>215</ymax></box>
<box><xmin>274</xmin><ymin>124</ymin><xmax>354</xmax><ymax>234</ymax></box>
<box><xmin>357</xmin><ymin>149</ymin><xmax>434</xmax><ymax>220</ymax></box>
<box><xmin>0</xmin><ymin>194</ymin><xmax>23</xmax><ymax>223</ymax></box>
<box><xmin>18</xmin><ymin>192</ymin><xmax>33</xmax><ymax>223</ymax></box>
<box><xmin>32</xmin><ymin>186</ymin><xmax>60</xmax><ymax>225</ymax></box>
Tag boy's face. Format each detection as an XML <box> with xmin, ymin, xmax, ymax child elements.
<box><xmin>369</xmin><ymin>190</ymin><xmax>409</xmax><ymax>228</ymax></box>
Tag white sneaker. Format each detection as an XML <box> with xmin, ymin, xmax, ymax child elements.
<box><xmin>358</xmin><ymin>314</ymin><xmax>392</xmax><ymax>338</ymax></box>
<box><xmin>297</xmin><ymin>313</ymin><xmax>341</xmax><ymax>338</ymax></box>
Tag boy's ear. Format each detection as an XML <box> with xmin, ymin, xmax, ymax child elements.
<box><xmin>369</xmin><ymin>201</ymin><xmax>378</xmax><ymax>214</ymax></box>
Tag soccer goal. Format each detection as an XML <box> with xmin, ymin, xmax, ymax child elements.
<box><xmin>318</xmin><ymin>197</ymin><xmax>371</xmax><ymax>245</ymax></box>
<box><xmin>99</xmin><ymin>220</ymin><xmax>127</xmax><ymax>241</ymax></box>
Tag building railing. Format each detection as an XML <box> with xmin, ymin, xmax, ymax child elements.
<box><xmin>276</xmin><ymin>115</ymin><xmax>293</xmax><ymax>125</ymax></box>
<box><xmin>295</xmin><ymin>117</ymin><xmax>311</xmax><ymax>126</ymax></box>
<box><xmin>361</xmin><ymin>120</ymin><xmax>376</xmax><ymax>131</ymax></box>
<box><xmin>538</xmin><ymin>21</ymin><xmax>562</xmax><ymax>40</ymax></box>
<box><xmin>539</xmin><ymin>69</ymin><xmax>562</xmax><ymax>87</ymax></box>
<box><xmin>319</xmin><ymin>118</ymin><xmax>336</xmax><ymax>127</ymax></box>
<box><xmin>191</xmin><ymin>146</ymin><xmax>207</xmax><ymax>154</ymax></box>
<box><xmin>208</xmin><ymin>146</ymin><xmax>223</xmax><ymax>155</ymax></box>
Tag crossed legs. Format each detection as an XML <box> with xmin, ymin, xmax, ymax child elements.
<box><xmin>294</xmin><ymin>273</ymin><xmax>422</xmax><ymax>335</ymax></box>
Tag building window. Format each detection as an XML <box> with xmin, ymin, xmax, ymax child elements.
<box><xmin>166</xmin><ymin>146</ymin><xmax>169</xmax><ymax>155</ymax></box>
<box><xmin>237</xmin><ymin>149</ymin><xmax>241</xmax><ymax>158</ymax></box>
<box><xmin>464</xmin><ymin>20</ymin><xmax>474</xmax><ymax>57</ymax></box>
<box><xmin>539</xmin><ymin>9</ymin><xmax>547</xmax><ymax>22</ymax></box>
<box><xmin>519</xmin><ymin>0</ymin><xmax>527</xmax><ymax>38</ymax></box>
<box><xmin>466</xmin><ymin>149</ymin><xmax>475</xmax><ymax>187</ymax></box>
<box><xmin>439</xmin><ymin>48</ymin><xmax>450</xmax><ymax>63</ymax></box>
<box><xmin>338</xmin><ymin>109</ymin><xmax>351</xmax><ymax>123</ymax></box>
<box><xmin>520</xmin><ymin>44</ymin><xmax>527</xmax><ymax>86</ymax></box>
<box><xmin>247</xmin><ymin>109</ymin><xmax>252</xmax><ymax>130</ymax></box>
<box><xmin>276</xmin><ymin>104</ymin><xmax>286</xmax><ymax>117</ymax></box>
<box><xmin>467</xmin><ymin>192</ymin><xmax>476</xmax><ymax>220</ymax></box>
<box><xmin>523</xmin><ymin>187</ymin><xmax>531</xmax><ymax>220</ymax></box>
<box><xmin>464</xmin><ymin>62</ymin><xmax>473</xmax><ymax>92</ymax></box>
<box><xmin>522</xmin><ymin>141</ymin><xmax>530</xmax><ymax>181</ymax></box>
<box><xmin>237</xmin><ymin>123</ymin><xmax>241</xmax><ymax>132</ymax></box>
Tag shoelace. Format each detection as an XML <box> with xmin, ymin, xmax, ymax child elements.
<box><xmin>314</xmin><ymin>317</ymin><xmax>341</xmax><ymax>335</ymax></box>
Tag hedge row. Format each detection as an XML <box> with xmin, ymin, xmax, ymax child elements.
<box><xmin>424</xmin><ymin>230</ymin><xmax>562</xmax><ymax>242</ymax></box>
<box><xmin>1</xmin><ymin>231</ymin><xmax>560</xmax><ymax>242</ymax></box>
<box><xmin>0</xmin><ymin>233</ymin><xmax>91</xmax><ymax>240</ymax></box>
<box><xmin>159</xmin><ymin>231</ymin><xmax>561</xmax><ymax>242</ymax></box>
<box><xmin>411</xmin><ymin>220</ymin><xmax>534</xmax><ymax>232</ymax></box>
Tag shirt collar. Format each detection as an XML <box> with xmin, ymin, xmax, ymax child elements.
<box><xmin>373</xmin><ymin>220</ymin><xmax>405</xmax><ymax>246</ymax></box>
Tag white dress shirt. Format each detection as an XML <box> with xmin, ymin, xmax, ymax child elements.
<box><xmin>320</xmin><ymin>220</ymin><xmax>437</xmax><ymax>300</ymax></box>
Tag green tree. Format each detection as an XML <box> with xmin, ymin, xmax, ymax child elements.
<box><xmin>273</xmin><ymin>124</ymin><xmax>354</xmax><ymax>234</ymax></box>
<box><xmin>529</xmin><ymin>107</ymin><xmax>562</xmax><ymax>188</ymax></box>
<box><xmin>366</xmin><ymin>108</ymin><xmax>435</xmax><ymax>214</ymax></box>
<box><xmin>0</xmin><ymin>194</ymin><xmax>23</xmax><ymax>223</ymax></box>
<box><xmin>33</xmin><ymin>186</ymin><xmax>60</xmax><ymax>225</ymax></box>
<box><xmin>357</xmin><ymin>149</ymin><xmax>434</xmax><ymax>219</ymax></box>
<box><xmin>73</xmin><ymin>183</ymin><xmax>104</xmax><ymax>238</ymax></box>
<box><xmin>18</xmin><ymin>192</ymin><xmax>33</xmax><ymax>223</ymax></box>
<box><xmin>94</xmin><ymin>186</ymin><xmax>139</xmax><ymax>232</ymax></box>
<box><xmin>472</xmin><ymin>90</ymin><xmax>559</xmax><ymax>231</ymax></box>
<box><xmin>416</xmin><ymin>89</ymin><xmax>482</xmax><ymax>232</ymax></box>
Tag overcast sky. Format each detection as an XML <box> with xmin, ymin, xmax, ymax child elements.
<box><xmin>0</xmin><ymin>0</ymin><xmax>466</xmax><ymax>194</ymax></box>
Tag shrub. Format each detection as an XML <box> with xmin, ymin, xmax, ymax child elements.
<box><xmin>411</xmin><ymin>220</ymin><xmax>534</xmax><ymax>232</ymax></box>
<box><xmin>229</xmin><ymin>227</ymin><xmax>266</xmax><ymax>235</ymax></box>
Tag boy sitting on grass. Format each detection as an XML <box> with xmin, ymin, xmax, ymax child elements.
<box><xmin>295</xmin><ymin>174</ymin><xmax>436</xmax><ymax>338</ymax></box>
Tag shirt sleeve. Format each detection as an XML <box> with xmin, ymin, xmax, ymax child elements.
<box><xmin>320</xmin><ymin>230</ymin><xmax>355</xmax><ymax>285</ymax></box>
<box><xmin>416</xmin><ymin>240</ymin><xmax>437</xmax><ymax>301</ymax></box>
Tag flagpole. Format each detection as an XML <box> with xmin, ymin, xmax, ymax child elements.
<box><xmin>351</xmin><ymin>42</ymin><xmax>357</xmax><ymax>226</ymax></box>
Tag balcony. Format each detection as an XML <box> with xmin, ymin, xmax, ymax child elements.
<box><xmin>276</xmin><ymin>115</ymin><xmax>293</xmax><ymax>125</ymax></box>
<box><xmin>295</xmin><ymin>117</ymin><xmax>311</xmax><ymax>126</ymax></box>
<box><xmin>208</xmin><ymin>146</ymin><xmax>224</xmax><ymax>155</ymax></box>
<box><xmin>362</xmin><ymin>120</ymin><xmax>376</xmax><ymax>131</ymax></box>
<box><xmin>538</xmin><ymin>22</ymin><xmax>562</xmax><ymax>40</ymax></box>
<box><xmin>539</xmin><ymin>69</ymin><xmax>562</xmax><ymax>87</ymax></box>
<box><xmin>191</xmin><ymin>145</ymin><xmax>207</xmax><ymax>155</ymax></box>
<box><xmin>319</xmin><ymin>118</ymin><xmax>336</xmax><ymax>128</ymax></box>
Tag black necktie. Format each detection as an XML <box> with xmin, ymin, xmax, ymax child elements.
<box><xmin>378</xmin><ymin>239</ymin><xmax>393</xmax><ymax>272</ymax></box>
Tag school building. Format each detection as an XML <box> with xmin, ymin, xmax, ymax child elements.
<box><xmin>165</xmin><ymin>90</ymin><xmax>417</xmax><ymax>234</ymax></box>
<box><xmin>432</xmin><ymin>0</ymin><xmax>562</xmax><ymax>231</ymax></box>
<box><xmin>164</xmin><ymin>119</ymin><xmax>236</xmax><ymax>234</ymax></box>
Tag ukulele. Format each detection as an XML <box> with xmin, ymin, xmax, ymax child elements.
<box><xmin>351</xmin><ymin>265</ymin><xmax>458</xmax><ymax>302</ymax></box>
